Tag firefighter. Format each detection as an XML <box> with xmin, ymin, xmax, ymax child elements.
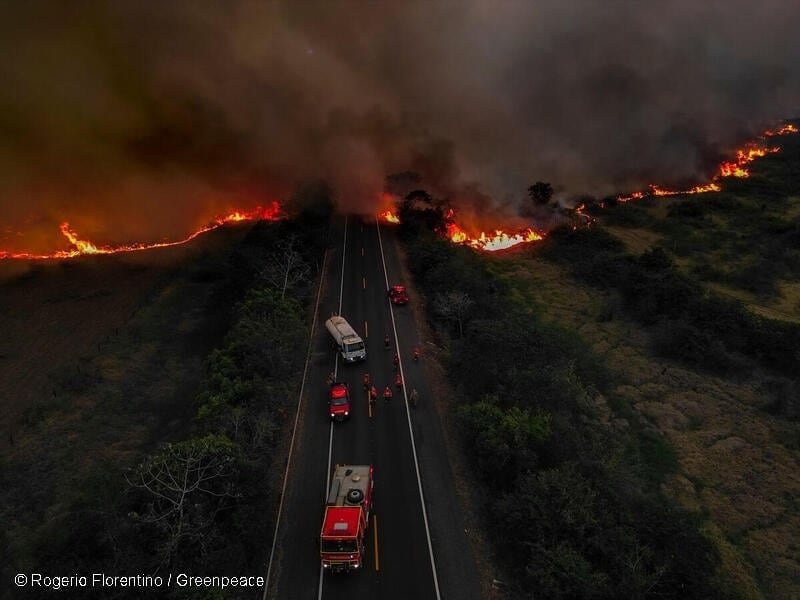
<box><xmin>383</xmin><ymin>386</ymin><xmax>393</xmax><ymax>401</ymax></box>
<box><xmin>392</xmin><ymin>353</ymin><xmax>399</xmax><ymax>369</ymax></box>
<box><xmin>363</xmin><ymin>372</ymin><xmax>371</xmax><ymax>390</ymax></box>
<box><xmin>412</xmin><ymin>347</ymin><xmax>420</xmax><ymax>362</ymax></box>
<box><xmin>326</xmin><ymin>371</ymin><xmax>335</xmax><ymax>386</ymax></box>
<box><xmin>409</xmin><ymin>387</ymin><xmax>419</xmax><ymax>408</ymax></box>
<box><xmin>395</xmin><ymin>372</ymin><xmax>403</xmax><ymax>389</ymax></box>
<box><xmin>370</xmin><ymin>385</ymin><xmax>378</xmax><ymax>405</ymax></box>
<box><xmin>384</xmin><ymin>333</ymin><xmax>390</xmax><ymax>349</ymax></box>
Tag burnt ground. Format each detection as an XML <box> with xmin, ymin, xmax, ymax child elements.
<box><xmin>0</xmin><ymin>225</ymin><xmax>249</xmax><ymax>451</ymax></box>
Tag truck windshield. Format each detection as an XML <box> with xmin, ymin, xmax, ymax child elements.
<box><xmin>345</xmin><ymin>341</ymin><xmax>365</xmax><ymax>353</ymax></box>
<box><xmin>330</xmin><ymin>395</ymin><xmax>348</xmax><ymax>406</ymax></box>
<box><xmin>321</xmin><ymin>539</ymin><xmax>358</xmax><ymax>554</ymax></box>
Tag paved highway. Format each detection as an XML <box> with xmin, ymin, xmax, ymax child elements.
<box><xmin>265</xmin><ymin>215</ymin><xmax>481</xmax><ymax>599</ymax></box>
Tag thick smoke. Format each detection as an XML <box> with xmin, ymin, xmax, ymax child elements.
<box><xmin>1</xmin><ymin>0</ymin><xmax>799</xmax><ymax>251</ymax></box>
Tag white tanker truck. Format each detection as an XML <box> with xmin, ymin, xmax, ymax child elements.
<box><xmin>325</xmin><ymin>316</ymin><xmax>366</xmax><ymax>363</ymax></box>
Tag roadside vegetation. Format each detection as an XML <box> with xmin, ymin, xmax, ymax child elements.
<box><xmin>394</xmin><ymin>124</ymin><xmax>800</xmax><ymax>598</ymax></box>
<box><xmin>1</xmin><ymin>184</ymin><xmax>332</xmax><ymax>600</ymax></box>
<box><xmin>397</xmin><ymin>207</ymin><xmax>719</xmax><ymax>599</ymax></box>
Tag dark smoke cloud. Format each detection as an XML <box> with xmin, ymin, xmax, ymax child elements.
<box><xmin>1</xmin><ymin>0</ymin><xmax>799</xmax><ymax>251</ymax></box>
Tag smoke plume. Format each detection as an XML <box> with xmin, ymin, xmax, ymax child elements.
<box><xmin>1</xmin><ymin>0</ymin><xmax>799</xmax><ymax>251</ymax></box>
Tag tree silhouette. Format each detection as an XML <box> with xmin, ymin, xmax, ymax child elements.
<box><xmin>528</xmin><ymin>181</ymin><xmax>554</xmax><ymax>206</ymax></box>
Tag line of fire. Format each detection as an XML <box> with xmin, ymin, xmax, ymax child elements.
<box><xmin>379</xmin><ymin>123</ymin><xmax>798</xmax><ymax>251</ymax></box>
<box><xmin>1</xmin><ymin>124</ymin><xmax>797</xmax><ymax>260</ymax></box>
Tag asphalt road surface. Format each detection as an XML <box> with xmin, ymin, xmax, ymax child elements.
<box><xmin>265</xmin><ymin>216</ymin><xmax>481</xmax><ymax>600</ymax></box>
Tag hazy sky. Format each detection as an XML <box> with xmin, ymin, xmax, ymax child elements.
<box><xmin>1</xmin><ymin>0</ymin><xmax>799</xmax><ymax>250</ymax></box>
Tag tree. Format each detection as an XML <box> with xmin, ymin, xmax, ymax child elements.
<box><xmin>397</xmin><ymin>189</ymin><xmax>447</xmax><ymax>236</ymax></box>
<box><xmin>434</xmin><ymin>290</ymin><xmax>473</xmax><ymax>338</ymax></box>
<box><xmin>260</xmin><ymin>235</ymin><xmax>311</xmax><ymax>298</ymax></box>
<box><xmin>126</xmin><ymin>435</ymin><xmax>240</xmax><ymax>564</ymax></box>
<box><xmin>528</xmin><ymin>181</ymin><xmax>554</xmax><ymax>206</ymax></box>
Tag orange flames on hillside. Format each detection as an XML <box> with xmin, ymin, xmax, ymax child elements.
<box><xmin>379</xmin><ymin>208</ymin><xmax>543</xmax><ymax>252</ymax></box>
<box><xmin>618</xmin><ymin>124</ymin><xmax>796</xmax><ymax>202</ymax></box>
<box><xmin>445</xmin><ymin>221</ymin><xmax>543</xmax><ymax>251</ymax></box>
<box><xmin>379</xmin><ymin>210</ymin><xmax>400</xmax><ymax>224</ymax></box>
<box><xmin>0</xmin><ymin>202</ymin><xmax>282</xmax><ymax>260</ymax></box>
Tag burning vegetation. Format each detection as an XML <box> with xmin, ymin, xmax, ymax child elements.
<box><xmin>381</xmin><ymin>123</ymin><xmax>798</xmax><ymax>252</ymax></box>
<box><xmin>618</xmin><ymin>123</ymin><xmax>797</xmax><ymax>201</ymax></box>
<box><xmin>0</xmin><ymin>203</ymin><xmax>282</xmax><ymax>260</ymax></box>
<box><xmin>2</xmin><ymin>124</ymin><xmax>797</xmax><ymax>260</ymax></box>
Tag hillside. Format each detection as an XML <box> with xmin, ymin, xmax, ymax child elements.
<box><xmin>515</xmin><ymin>126</ymin><xmax>800</xmax><ymax>597</ymax></box>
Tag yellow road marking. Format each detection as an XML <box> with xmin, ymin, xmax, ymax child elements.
<box><xmin>364</xmin><ymin>320</ymin><xmax>368</xmax><ymax>338</ymax></box>
<box><xmin>362</xmin><ymin>276</ymin><xmax>366</xmax><ymax>289</ymax></box>
<box><xmin>373</xmin><ymin>515</ymin><xmax>379</xmax><ymax>571</ymax></box>
<box><xmin>361</xmin><ymin>247</ymin><xmax>364</xmax><ymax>256</ymax></box>
<box><xmin>367</xmin><ymin>390</ymin><xmax>373</xmax><ymax>418</ymax></box>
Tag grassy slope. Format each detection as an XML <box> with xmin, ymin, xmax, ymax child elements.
<box><xmin>0</xmin><ymin>224</ymin><xmax>253</xmax><ymax>584</ymax></box>
<box><xmin>493</xmin><ymin>255</ymin><xmax>800</xmax><ymax>598</ymax></box>
<box><xmin>498</xmin><ymin>129</ymin><xmax>800</xmax><ymax>597</ymax></box>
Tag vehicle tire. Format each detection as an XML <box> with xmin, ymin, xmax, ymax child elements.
<box><xmin>346</xmin><ymin>488</ymin><xmax>364</xmax><ymax>504</ymax></box>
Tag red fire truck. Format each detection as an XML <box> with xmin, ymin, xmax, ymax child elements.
<box><xmin>320</xmin><ymin>464</ymin><xmax>374</xmax><ymax>572</ymax></box>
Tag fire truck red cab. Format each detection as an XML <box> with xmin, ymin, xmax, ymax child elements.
<box><xmin>320</xmin><ymin>464</ymin><xmax>374</xmax><ymax>572</ymax></box>
<box><xmin>328</xmin><ymin>382</ymin><xmax>351</xmax><ymax>421</ymax></box>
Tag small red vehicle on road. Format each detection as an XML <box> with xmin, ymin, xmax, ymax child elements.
<box><xmin>328</xmin><ymin>382</ymin><xmax>351</xmax><ymax>421</ymax></box>
<box><xmin>388</xmin><ymin>285</ymin><xmax>409</xmax><ymax>305</ymax></box>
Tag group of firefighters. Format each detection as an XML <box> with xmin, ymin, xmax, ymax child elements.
<box><xmin>364</xmin><ymin>339</ymin><xmax>420</xmax><ymax>408</ymax></box>
<box><xmin>328</xmin><ymin>336</ymin><xmax>420</xmax><ymax>409</ymax></box>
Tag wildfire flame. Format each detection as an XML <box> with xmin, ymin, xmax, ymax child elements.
<box><xmin>764</xmin><ymin>124</ymin><xmax>798</xmax><ymax>136</ymax></box>
<box><xmin>1</xmin><ymin>202</ymin><xmax>283</xmax><ymax>260</ymax></box>
<box><xmin>618</xmin><ymin>123</ymin><xmax>796</xmax><ymax>202</ymax></box>
<box><xmin>379</xmin><ymin>210</ymin><xmax>400</xmax><ymax>224</ymax></box>
<box><xmin>461</xmin><ymin>227</ymin><xmax>542</xmax><ymax>252</ymax></box>
<box><xmin>380</xmin><ymin>208</ymin><xmax>541</xmax><ymax>251</ymax></box>
<box><xmin>440</xmin><ymin>206</ymin><xmax>544</xmax><ymax>252</ymax></box>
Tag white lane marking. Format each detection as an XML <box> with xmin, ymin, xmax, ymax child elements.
<box><xmin>320</xmin><ymin>217</ymin><xmax>349</xmax><ymax>600</ymax></box>
<box><xmin>262</xmin><ymin>247</ymin><xmax>329</xmax><ymax>600</ymax></box>
<box><xmin>375</xmin><ymin>217</ymin><xmax>442</xmax><ymax>600</ymax></box>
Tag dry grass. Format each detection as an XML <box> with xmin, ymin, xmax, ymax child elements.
<box><xmin>605</xmin><ymin>226</ymin><xmax>663</xmax><ymax>253</ymax></box>
<box><xmin>503</xmin><ymin>254</ymin><xmax>800</xmax><ymax>598</ymax></box>
<box><xmin>706</xmin><ymin>281</ymin><xmax>800</xmax><ymax>323</ymax></box>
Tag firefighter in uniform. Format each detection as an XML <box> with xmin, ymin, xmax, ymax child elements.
<box><xmin>383</xmin><ymin>386</ymin><xmax>393</xmax><ymax>401</ymax></box>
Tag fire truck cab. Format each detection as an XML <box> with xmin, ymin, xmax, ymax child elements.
<box><xmin>320</xmin><ymin>464</ymin><xmax>374</xmax><ymax>572</ymax></box>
